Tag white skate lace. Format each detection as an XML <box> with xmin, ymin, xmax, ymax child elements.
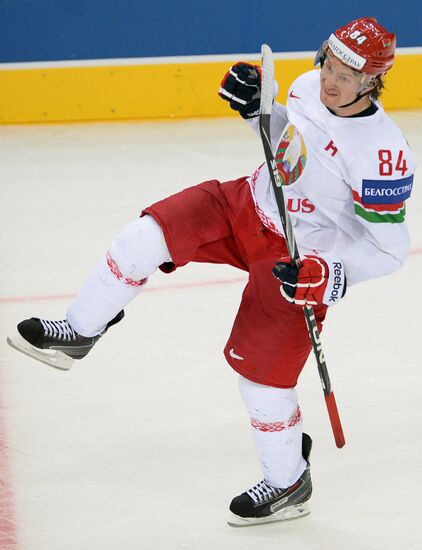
<box><xmin>246</xmin><ymin>480</ymin><xmax>284</xmax><ymax>505</ymax></box>
<box><xmin>40</xmin><ymin>320</ymin><xmax>78</xmax><ymax>342</ymax></box>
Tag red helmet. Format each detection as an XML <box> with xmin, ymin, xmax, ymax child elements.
<box><xmin>328</xmin><ymin>17</ymin><xmax>396</xmax><ymax>75</ymax></box>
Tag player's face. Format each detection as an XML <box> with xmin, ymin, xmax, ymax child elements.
<box><xmin>319</xmin><ymin>52</ymin><xmax>371</xmax><ymax>115</ymax></box>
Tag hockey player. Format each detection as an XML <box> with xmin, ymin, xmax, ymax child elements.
<box><xmin>7</xmin><ymin>17</ymin><xmax>415</xmax><ymax>526</ymax></box>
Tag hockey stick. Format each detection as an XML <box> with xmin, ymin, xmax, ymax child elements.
<box><xmin>259</xmin><ymin>44</ymin><xmax>345</xmax><ymax>448</ymax></box>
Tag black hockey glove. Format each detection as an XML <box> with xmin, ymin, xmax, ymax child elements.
<box><xmin>272</xmin><ymin>260</ymin><xmax>298</xmax><ymax>301</ymax></box>
<box><xmin>218</xmin><ymin>62</ymin><xmax>261</xmax><ymax>119</ymax></box>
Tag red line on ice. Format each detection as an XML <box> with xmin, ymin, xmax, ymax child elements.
<box><xmin>1</xmin><ymin>246</ymin><xmax>421</xmax><ymax>305</ymax></box>
<box><xmin>0</xmin><ymin>408</ymin><xmax>19</xmax><ymax>549</ymax></box>
<box><xmin>0</xmin><ymin>276</ymin><xmax>247</xmax><ymax>304</ymax></box>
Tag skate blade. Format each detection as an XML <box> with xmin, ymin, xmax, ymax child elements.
<box><xmin>227</xmin><ymin>501</ymin><xmax>310</xmax><ymax>527</ymax></box>
<box><xmin>6</xmin><ymin>333</ymin><xmax>74</xmax><ymax>371</ymax></box>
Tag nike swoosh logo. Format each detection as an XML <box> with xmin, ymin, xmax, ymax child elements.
<box><xmin>229</xmin><ymin>348</ymin><xmax>244</xmax><ymax>360</ymax></box>
<box><xmin>289</xmin><ymin>91</ymin><xmax>301</xmax><ymax>99</ymax></box>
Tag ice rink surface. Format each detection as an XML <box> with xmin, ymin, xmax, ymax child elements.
<box><xmin>0</xmin><ymin>111</ymin><xmax>421</xmax><ymax>550</ymax></box>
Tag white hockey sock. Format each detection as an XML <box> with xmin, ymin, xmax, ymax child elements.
<box><xmin>67</xmin><ymin>215</ymin><xmax>171</xmax><ymax>337</ymax></box>
<box><xmin>239</xmin><ymin>375</ymin><xmax>306</xmax><ymax>489</ymax></box>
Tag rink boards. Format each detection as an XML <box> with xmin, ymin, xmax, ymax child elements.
<box><xmin>0</xmin><ymin>49</ymin><xmax>421</xmax><ymax>124</ymax></box>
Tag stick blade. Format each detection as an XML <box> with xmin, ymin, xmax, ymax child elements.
<box><xmin>260</xmin><ymin>43</ymin><xmax>274</xmax><ymax>115</ymax></box>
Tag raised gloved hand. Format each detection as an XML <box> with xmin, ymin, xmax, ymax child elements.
<box><xmin>272</xmin><ymin>255</ymin><xmax>346</xmax><ymax>307</ymax></box>
<box><xmin>218</xmin><ymin>62</ymin><xmax>262</xmax><ymax>119</ymax></box>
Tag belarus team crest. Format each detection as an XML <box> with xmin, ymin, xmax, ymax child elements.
<box><xmin>276</xmin><ymin>124</ymin><xmax>307</xmax><ymax>185</ymax></box>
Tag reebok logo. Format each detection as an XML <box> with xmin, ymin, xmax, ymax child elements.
<box><xmin>328</xmin><ymin>262</ymin><xmax>344</xmax><ymax>304</ymax></box>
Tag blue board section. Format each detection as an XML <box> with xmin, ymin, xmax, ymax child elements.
<box><xmin>1</xmin><ymin>0</ymin><xmax>420</xmax><ymax>63</ymax></box>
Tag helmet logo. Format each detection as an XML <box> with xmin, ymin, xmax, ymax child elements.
<box><xmin>349</xmin><ymin>30</ymin><xmax>367</xmax><ymax>45</ymax></box>
<box><xmin>328</xmin><ymin>34</ymin><xmax>367</xmax><ymax>70</ymax></box>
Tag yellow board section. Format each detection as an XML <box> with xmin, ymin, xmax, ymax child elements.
<box><xmin>0</xmin><ymin>54</ymin><xmax>420</xmax><ymax>124</ymax></box>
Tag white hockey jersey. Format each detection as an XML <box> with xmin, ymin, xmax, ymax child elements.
<box><xmin>247</xmin><ymin>70</ymin><xmax>416</xmax><ymax>286</ymax></box>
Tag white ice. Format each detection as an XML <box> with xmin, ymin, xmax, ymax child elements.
<box><xmin>0</xmin><ymin>112</ymin><xmax>421</xmax><ymax>550</ymax></box>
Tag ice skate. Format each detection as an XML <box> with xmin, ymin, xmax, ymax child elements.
<box><xmin>6</xmin><ymin>310</ymin><xmax>124</xmax><ymax>371</ymax></box>
<box><xmin>228</xmin><ymin>433</ymin><xmax>312</xmax><ymax>527</ymax></box>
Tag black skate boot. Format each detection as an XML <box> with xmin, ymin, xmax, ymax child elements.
<box><xmin>228</xmin><ymin>433</ymin><xmax>313</xmax><ymax>526</ymax></box>
<box><xmin>6</xmin><ymin>310</ymin><xmax>124</xmax><ymax>371</ymax></box>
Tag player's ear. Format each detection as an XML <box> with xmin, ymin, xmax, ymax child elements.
<box><xmin>357</xmin><ymin>75</ymin><xmax>376</xmax><ymax>99</ymax></box>
<box><xmin>366</xmin><ymin>75</ymin><xmax>385</xmax><ymax>100</ymax></box>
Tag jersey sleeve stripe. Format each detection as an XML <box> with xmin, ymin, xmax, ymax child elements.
<box><xmin>354</xmin><ymin>201</ymin><xmax>406</xmax><ymax>223</ymax></box>
<box><xmin>352</xmin><ymin>190</ymin><xmax>404</xmax><ymax>212</ymax></box>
